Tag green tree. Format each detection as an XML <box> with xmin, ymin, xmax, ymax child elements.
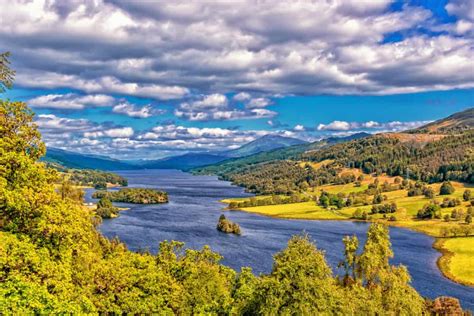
<box><xmin>439</xmin><ymin>181</ymin><xmax>455</xmax><ymax>195</ymax></box>
<box><xmin>0</xmin><ymin>52</ymin><xmax>15</xmax><ymax>92</ymax></box>
<box><xmin>466</xmin><ymin>214</ymin><xmax>472</xmax><ymax>225</ymax></box>
<box><xmin>463</xmin><ymin>189</ymin><xmax>471</xmax><ymax>201</ymax></box>
<box><xmin>250</xmin><ymin>234</ymin><xmax>346</xmax><ymax>314</ymax></box>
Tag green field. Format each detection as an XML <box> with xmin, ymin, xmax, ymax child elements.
<box><xmin>223</xmin><ymin>173</ymin><xmax>474</xmax><ymax>287</ymax></box>
<box><xmin>239</xmin><ymin>201</ymin><xmax>346</xmax><ymax>220</ymax></box>
<box><xmin>436</xmin><ymin>237</ymin><xmax>474</xmax><ymax>287</ymax></box>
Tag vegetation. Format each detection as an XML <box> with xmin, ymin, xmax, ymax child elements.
<box><xmin>95</xmin><ymin>197</ymin><xmax>120</xmax><ymax>219</ymax></box>
<box><xmin>216</xmin><ymin>215</ymin><xmax>241</xmax><ymax>235</ymax></box>
<box><xmin>0</xmin><ymin>53</ymin><xmax>470</xmax><ymax>314</ymax></box>
<box><xmin>92</xmin><ymin>188</ymin><xmax>168</xmax><ymax>204</ymax></box>
<box><xmin>50</xmin><ymin>164</ymin><xmax>128</xmax><ymax>188</ymax></box>
<box><xmin>435</xmin><ymin>237</ymin><xmax>474</xmax><ymax>287</ymax></box>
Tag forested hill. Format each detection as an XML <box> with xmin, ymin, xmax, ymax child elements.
<box><xmin>43</xmin><ymin>147</ymin><xmax>138</xmax><ymax>170</ymax></box>
<box><xmin>410</xmin><ymin>107</ymin><xmax>473</xmax><ymax>134</ymax></box>
<box><xmin>193</xmin><ymin>132</ymin><xmax>370</xmax><ymax>176</ymax></box>
<box><xmin>302</xmin><ymin>130</ymin><xmax>473</xmax><ymax>183</ymax></box>
<box><xmin>194</xmin><ymin>109</ymin><xmax>473</xmax><ymax>195</ymax></box>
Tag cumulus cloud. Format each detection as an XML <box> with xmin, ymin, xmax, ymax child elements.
<box><xmin>1</xmin><ymin>0</ymin><xmax>472</xmax><ymax>98</ymax></box>
<box><xmin>112</xmin><ymin>102</ymin><xmax>165</xmax><ymax>118</ymax></box>
<box><xmin>245</xmin><ymin>97</ymin><xmax>272</xmax><ymax>109</ymax></box>
<box><xmin>175</xmin><ymin>93</ymin><xmax>277</xmax><ymax>121</ymax></box>
<box><xmin>29</xmin><ymin>93</ymin><xmax>114</xmax><ymax>110</ymax></box>
<box><xmin>317</xmin><ymin>120</ymin><xmax>431</xmax><ymax>131</ymax></box>
<box><xmin>294</xmin><ymin>124</ymin><xmax>305</xmax><ymax>131</ymax></box>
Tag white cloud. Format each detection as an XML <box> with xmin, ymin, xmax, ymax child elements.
<box><xmin>86</xmin><ymin>127</ymin><xmax>135</xmax><ymax>138</ymax></box>
<box><xmin>233</xmin><ymin>92</ymin><xmax>251</xmax><ymax>101</ymax></box>
<box><xmin>317</xmin><ymin>119</ymin><xmax>431</xmax><ymax>131</ymax></box>
<box><xmin>317</xmin><ymin>121</ymin><xmax>351</xmax><ymax>131</ymax></box>
<box><xmin>29</xmin><ymin>93</ymin><xmax>114</xmax><ymax>109</ymax></box>
<box><xmin>246</xmin><ymin>97</ymin><xmax>271</xmax><ymax>109</ymax></box>
<box><xmin>294</xmin><ymin>124</ymin><xmax>305</xmax><ymax>131</ymax></box>
<box><xmin>2</xmin><ymin>0</ymin><xmax>472</xmax><ymax>97</ymax></box>
<box><xmin>112</xmin><ymin>102</ymin><xmax>164</xmax><ymax>118</ymax></box>
<box><xmin>175</xmin><ymin>93</ymin><xmax>277</xmax><ymax>121</ymax></box>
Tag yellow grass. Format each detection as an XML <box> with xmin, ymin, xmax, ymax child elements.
<box><xmin>435</xmin><ymin>237</ymin><xmax>474</xmax><ymax>287</ymax></box>
<box><xmin>239</xmin><ymin>201</ymin><xmax>347</xmax><ymax>220</ymax></box>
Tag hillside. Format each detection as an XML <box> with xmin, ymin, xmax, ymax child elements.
<box><xmin>43</xmin><ymin>148</ymin><xmax>137</xmax><ymax>170</ymax></box>
<box><xmin>193</xmin><ymin>132</ymin><xmax>370</xmax><ymax>176</ymax></box>
<box><xmin>142</xmin><ymin>134</ymin><xmax>307</xmax><ymax>170</ymax></box>
<box><xmin>410</xmin><ymin>107</ymin><xmax>473</xmax><ymax>134</ymax></box>
<box><xmin>141</xmin><ymin>153</ymin><xmax>229</xmax><ymax>170</ymax></box>
<box><xmin>224</xmin><ymin>134</ymin><xmax>307</xmax><ymax>157</ymax></box>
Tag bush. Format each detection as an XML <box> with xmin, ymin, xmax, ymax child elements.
<box><xmin>439</xmin><ymin>182</ymin><xmax>455</xmax><ymax>195</ymax></box>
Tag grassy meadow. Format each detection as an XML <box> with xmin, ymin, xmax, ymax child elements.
<box><xmin>222</xmin><ymin>164</ymin><xmax>474</xmax><ymax>287</ymax></box>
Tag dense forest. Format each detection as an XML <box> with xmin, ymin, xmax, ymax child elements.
<box><xmin>195</xmin><ymin>115</ymin><xmax>473</xmax><ymax>195</ymax></box>
<box><xmin>92</xmin><ymin>188</ymin><xmax>168</xmax><ymax>204</ymax></box>
<box><xmin>50</xmin><ymin>163</ymin><xmax>128</xmax><ymax>188</ymax></box>
<box><xmin>0</xmin><ymin>52</ymin><xmax>467</xmax><ymax>314</ymax></box>
<box><xmin>302</xmin><ymin>131</ymin><xmax>474</xmax><ymax>183</ymax></box>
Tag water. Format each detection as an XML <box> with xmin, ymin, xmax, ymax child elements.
<box><xmin>86</xmin><ymin>169</ymin><xmax>473</xmax><ymax>310</ymax></box>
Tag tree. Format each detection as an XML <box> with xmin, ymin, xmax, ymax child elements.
<box><xmin>251</xmin><ymin>234</ymin><xmax>346</xmax><ymax>314</ymax></box>
<box><xmin>466</xmin><ymin>214</ymin><xmax>472</xmax><ymax>225</ymax></box>
<box><xmin>339</xmin><ymin>235</ymin><xmax>359</xmax><ymax>284</ymax></box>
<box><xmin>439</xmin><ymin>181</ymin><xmax>455</xmax><ymax>195</ymax></box>
<box><xmin>423</xmin><ymin>187</ymin><xmax>435</xmax><ymax>199</ymax></box>
<box><xmin>0</xmin><ymin>52</ymin><xmax>15</xmax><ymax>92</ymax></box>
<box><xmin>463</xmin><ymin>189</ymin><xmax>471</xmax><ymax>201</ymax></box>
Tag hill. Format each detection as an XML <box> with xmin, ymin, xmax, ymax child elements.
<box><xmin>410</xmin><ymin>107</ymin><xmax>473</xmax><ymax>134</ymax></box>
<box><xmin>141</xmin><ymin>153</ymin><xmax>229</xmax><ymax>170</ymax></box>
<box><xmin>142</xmin><ymin>134</ymin><xmax>307</xmax><ymax>170</ymax></box>
<box><xmin>224</xmin><ymin>134</ymin><xmax>307</xmax><ymax>158</ymax></box>
<box><xmin>193</xmin><ymin>132</ymin><xmax>370</xmax><ymax>177</ymax></box>
<box><xmin>43</xmin><ymin>148</ymin><xmax>137</xmax><ymax>170</ymax></box>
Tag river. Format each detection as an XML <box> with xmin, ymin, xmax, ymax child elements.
<box><xmin>85</xmin><ymin>169</ymin><xmax>473</xmax><ymax>310</ymax></box>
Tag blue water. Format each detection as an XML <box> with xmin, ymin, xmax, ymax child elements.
<box><xmin>86</xmin><ymin>169</ymin><xmax>473</xmax><ymax>310</ymax></box>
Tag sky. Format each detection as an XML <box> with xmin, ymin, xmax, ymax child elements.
<box><xmin>1</xmin><ymin>0</ymin><xmax>473</xmax><ymax>160</ymax></box>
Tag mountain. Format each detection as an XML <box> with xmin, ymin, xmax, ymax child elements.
<box><xmin>193</xmin><ymin>132</ymin><xmax>370</xmax><ymax>176</ymax></box>
<box><xmin>43</xmin><ymin>148</ymin><xmax>137</xmax><ymax>170</ymax></box>
<box><xmin>141</xmin><ymin>135</ymin><xmax>308</xmax><ymax>170</ymax></box>
<box><xmin>411</xmin><ymin>107</ymin><xmax>473</xmax><ymax>134</ymax></box>
<box><xmin>224</xmin><ymin>135</ymin><xmax>307</xmax><ymax>158</ymax></box>
<box><xmin>141</xmin><ymin>153</ymin><xmax>229</xmax><ymax>170</ymax></box>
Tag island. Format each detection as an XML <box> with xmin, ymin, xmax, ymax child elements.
<box><xmin>216</xmin><ymin>214</ymin><xmax>241</xmax><ymax>235</ymax></box>
<box><xmin>92</xmin><ymin>188</ymin><xmax>168</xmax><ymax>204</ymax></box>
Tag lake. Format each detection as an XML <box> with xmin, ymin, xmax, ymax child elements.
<box><xmin>85</xmin><ymin>169</ymin><xmax>473</xmax><ymax>310</ymax></box>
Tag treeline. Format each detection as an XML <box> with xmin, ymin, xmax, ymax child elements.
<box><xmin>222</xmin><ymin>161</ymin><xmax>357</xmax><ymax>195</ymax></box>
<box><xmin>49</xmin><ymin>163</ymin><xmax>128</xmax><ymax>188</ymax></box>
<box><xmin>92</xmin><ymin>188</ymin><xmax>168</xmax><ymax>204</ymax></box>
<box><xmin>302</xmin><ymin>132</ymin><xmax>474</xmax><ymax>184</ymax></box>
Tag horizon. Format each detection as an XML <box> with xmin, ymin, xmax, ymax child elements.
<box><xmin>2</xmin><ymin>0</ymin><xmax>473</xmax><ymax>159</ymax></box>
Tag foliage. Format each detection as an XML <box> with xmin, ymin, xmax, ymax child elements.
<box><xmin>92</xmin><ymin>188</ymin><xmax>168</xmax><ymax>204</ymax></box>
<box><xmin>0</xmin><ymin>52</ymin><xmax>14</xmax><ymax>92</ymax></box>
<box><xmin>0</xmin><ymin>56</ymin><xmax>466</xmax><ymax>314</ymax></box>
<box><xmin>96</xmin><ymin>197</ymin><xmax>119</xmax><ymax>219</ymax></box>
<box><xmin>440</xmin><ymin>181</ymin><xmax>455</xmax><ymax>195</ymax></box>
<box><xmin>216</xmin><ymin>215</ymin><xmax>241</xmax><ymax>235</ymax></box>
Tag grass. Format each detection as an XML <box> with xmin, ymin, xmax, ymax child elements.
<box><xmin>435</xmin><ymin>237</ymin><xmax>474</xmax><ymax>287</ymax></box>
<box><xmin>238</xmin><ymin>201</ymin><xmax>346</xmax><ymax>220</ymax></box>
<box><xmin>222</xmin><ymin>171</ymin><xmax>474</xmax><ymax>287</ymax></box>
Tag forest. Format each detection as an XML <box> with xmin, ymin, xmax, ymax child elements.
<box><xmin>0</xmin><ymin>52</ymin><xmax>467</xmax><ymax>314</ymax></box>
<box><xmin>92</xmin><ymin>188</ymin><xmax>168</xmax><ymax>204</ymax></box>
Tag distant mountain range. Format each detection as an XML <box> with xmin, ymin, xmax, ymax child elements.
<box><xmin>42</xmin><ymin>148</ymin><xmax>136</xmax><ymax>171</ymax></box>
<box><xmin>43</xmin><ymin>134</ymin><xmax>309</xmax><ymax>171</ymax></box>
<box><xmin>46</xmin><ymin>106</ymin><xmax>473</xmax><ymax>174</ymax></box>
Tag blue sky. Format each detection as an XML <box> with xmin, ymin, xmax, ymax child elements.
<box><xmin>1</xmin><ymin>0</ymin><xmax>473</xmax><ymax>159</ymax></box>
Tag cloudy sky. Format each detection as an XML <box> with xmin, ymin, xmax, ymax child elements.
<box><xmin>1</xmin><ymin>0</ymin><xmax>473</xmax><ymax>160</ymax></box>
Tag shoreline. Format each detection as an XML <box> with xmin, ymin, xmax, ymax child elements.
<box><xmin>223</xmin><ymin>203</ymin><xmax>474</xmax><ymax>288</ymax></box>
